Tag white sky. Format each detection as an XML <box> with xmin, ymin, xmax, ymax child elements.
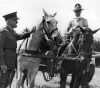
<box><xmin>0</xmin><ymin>0</ymin><xmax>100</xmax><ymax>39</ymax></box>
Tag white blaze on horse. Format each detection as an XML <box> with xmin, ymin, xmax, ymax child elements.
<box><xmin>16</xmin><ymin>9</ymin><xmax>59</xmax><ymax>88</ymax></box>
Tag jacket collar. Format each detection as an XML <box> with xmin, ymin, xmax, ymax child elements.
<box><xmin>74</xmin><ymin>16</ymin><xmax>82</xmax><ymax>19</ymax></box>
<box><xmin>6</xmin><ymin>25</ymin><xmax>14</xmax><ymax>33</ymax></box>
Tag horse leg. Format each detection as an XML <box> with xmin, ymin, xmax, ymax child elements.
<box><xmin>70</xmin><ymin>73</ymin><xmax>80</xmax><ymax>88</ymax></box>
<box><xmin>60</xmin><ymin>72</ymin><xmax>68</xmax><ymax>88</ymax></box>
<box><xmin>22</xmin><ymin>69</ymin><xmax>28</xmax><ymax>87</ymax></box>
<box><xmin>80</xmin><ymin>63</ymin><xmax>95</xmax><ymax>88</ymax></box>
<box><xmin>28</xmin><ymin>62</ymin><xmax>40</xmax><ymax>88</ymax></box>
<box><xmin>16</xmin><ymin>62</ymin><xmax>23</xmax><ymax>88</ymax></box>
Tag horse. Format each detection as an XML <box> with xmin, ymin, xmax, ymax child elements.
<box><xmin>16</xmin><ymin>9</ymin><xmax>61</xmax><ymax>88</ymax></box>
<box><xmin>21</xmin><ymin>33</ymin><xmax>62</xmax><ymax>86</ymax></box>
<box><xmin>59</xmin><ymin>26</ymin><xmax>99</xmax><ymax>88</ymax></box>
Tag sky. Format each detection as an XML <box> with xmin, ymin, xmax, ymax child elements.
<box><xmin>0</xmin><ymin>0</ymin><xmax>100</xmax><ymax>39</ymax></box>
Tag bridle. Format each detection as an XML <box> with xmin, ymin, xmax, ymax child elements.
<box><xmin>42</xmin><ymin>17</ymin><xmax>58</xmax><ymax>40</ymax></box>
<box><xmin>17</xmin><ymin>17</ymin><xmax>58</xmax><ymax>55</ymax></box>
<box><xmin>70</xmin><ymin>29</ymin><xmax>93</xmax><ymax>57</ymax></box>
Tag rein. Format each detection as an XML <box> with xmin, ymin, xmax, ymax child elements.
<box><xmin>17</xmin><ymin>27</ymin><xmax>36</xmax><ymax>55</ymax></box>
<box><xmin>18</xmin><ymin>18</ymin><xmax>58</xmax><ymax>56</ymax></box>
<box><xmin>42</xmin><ymin>19</ymin><xmax>51</xmax><ymax>39</ymax></box>
<box><xmin>42</xmin><ymin>18</ymin><xmax>58</xmax><ymax>40</ymax></box>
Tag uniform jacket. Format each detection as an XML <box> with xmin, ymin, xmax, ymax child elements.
<box><xmin>0</xmin><ymin>26</ymin><xmax>30</xmax><ymax>69</ymax></box>
<box><xmin>67</xmin><ymin>17</ymin><xmax>88</xmax><ymax>32</ymax></box>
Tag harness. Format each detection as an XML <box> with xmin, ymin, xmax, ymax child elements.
<box><xmin>17</xmin><ymin>19</ymin><xmax>58</xmax><ymax>56</ymax></box>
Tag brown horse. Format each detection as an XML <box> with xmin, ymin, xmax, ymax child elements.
<box><xmin>59</xmin><ymin>27</ymin><xmax>99</xmax><ymax>88</ymax></box>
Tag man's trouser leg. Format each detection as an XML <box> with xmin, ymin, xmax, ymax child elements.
<box><xmin>7</xmin><ymin>69</ymin><xmax>15</xmax><ymax>87</ymax></box>
<box><xmin>0</xmin><ymin>71</ymin><xmax>10</xmax><ymax>88</ymax></box>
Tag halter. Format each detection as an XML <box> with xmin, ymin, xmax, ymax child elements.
<box><xmin>17</xmin><ymin>17</ymin><xmax>58</xmax><ymax>55</ymax></box>
<box><xmin>42</xmin><ymin>18</ymin><xmax>58</xmax><ymax>40</ymax></box>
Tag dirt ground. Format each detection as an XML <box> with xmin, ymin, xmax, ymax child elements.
<box><xmin>11</xmin><ymin>67</ymin><xmax>100</xmax><ymax>88</ymax></box>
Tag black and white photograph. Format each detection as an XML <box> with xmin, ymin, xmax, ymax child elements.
<box><xmin>0</xmin><ymin>0</ymin><xmax>100</xmax><ymax>88</ymax></box>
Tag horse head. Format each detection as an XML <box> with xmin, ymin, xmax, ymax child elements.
<box><xmin>66</xmin><ymin>26</ymin><xmax>100</xmax><ymax>56</ymax></box>
<box><xmin>42</xmin><ymin>9</ymin><xmax>62</xmax><ymax>44</ymax></box>
<box><xmin>78</xmin><ymin>27</ymin><xmax>99</xmax><ymax>55</ymax></box>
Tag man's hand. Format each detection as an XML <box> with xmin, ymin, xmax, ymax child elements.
<box><xmin>23</xmin><ymin>28</ymin><xmax>30</xmax><ymax>33</ymax></box>
<box><xmin>1</xmin><ymin>65</ymin><xmax>7</xmax><ymax>73</ymax></box>
<box><xmin>30</xmin><ymin>26</ymin><xmax>36</xmax><ymax>33</ymax></box>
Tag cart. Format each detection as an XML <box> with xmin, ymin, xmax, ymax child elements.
<box><xmin>22</xmin><ymin>52</ymin><xmax>76</xmax><ymax>82</ymax></box>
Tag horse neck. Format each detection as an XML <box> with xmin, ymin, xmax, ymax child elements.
<box><xmin>66</xmin><ymin>34</ymin><xmax>80</xmax><ymax>55</ymax></box>
<box><xmin>26</xmin><ymin>23</ymin><xmax>44</xmax><ymax>51</ymax></box>
<box><xmin>79</xmin><ymin>34</ymin><xmax>93</xmax><ymax>55</ymax></box>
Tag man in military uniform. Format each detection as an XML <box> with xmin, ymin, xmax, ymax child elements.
<box><xmin>0</xmin><ymin>12</ymin><xmax>32</xmax><ymax>88</ymax></box>
<box><xmin>66</xmin><ymin>3</ymin><xmax>88</xmax><ymax>35</ymax></box>
<box><xmin>58</xmin><ymin>3</ymin><xmax>95</xmax><ymax>88</ymax></box>
<box><xmin>66</xmin><ymin>3</ymin><xmax>95</xmax><ymax>88</ymax></box>
<box><xmin>58</xmin><ymin>3</ymin><xmax>88</xmax><ymax>56</ymax></box>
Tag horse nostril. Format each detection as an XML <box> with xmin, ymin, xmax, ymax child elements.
<box><xmin>55</xmin><ymin>28</ymin><xmax>58</xmax><ymax>30</ymax></box>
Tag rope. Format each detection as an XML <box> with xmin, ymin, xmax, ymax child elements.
<box><xmin>71</xmin><ymin>42</ymin><xmax>79</xmax><ymax>55</ymax></box>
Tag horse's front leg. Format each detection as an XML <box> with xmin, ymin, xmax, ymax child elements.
<box><xmin>28</xmin><ymin>62</ymin><xmax>40</xmax><ymax>88</ymax></box>
<box><xmin>60</xmin><ymin>71</ymin><xmax>68</xmax><ymax>88</ymax></box>
<box><xmin>70</xmin><ymin>73</ymin><xmax>81</xmax><ymax>88</ymax></box>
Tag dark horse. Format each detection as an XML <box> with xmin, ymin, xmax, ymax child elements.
<box><xmin>59</xmin><ymin>27</ymin><xmax>99</xmax><ymax>88</ymax></box>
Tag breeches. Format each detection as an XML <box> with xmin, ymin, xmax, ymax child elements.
<box><xmin>0</xmin><ymin>69</ymin><xmax>15</xmax><ymax>88</ymax></box>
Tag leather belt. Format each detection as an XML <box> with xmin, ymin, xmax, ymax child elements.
<box><xmin>25</xmin><ymin>50</ymin><xmax>41</xmax><ymax>55</ymax></box>
<box><xmin>4</xmin><ymin>48</ymin><xmax>16</xmax><ymax>52</ymax></box>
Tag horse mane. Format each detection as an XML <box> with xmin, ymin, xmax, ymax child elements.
<box><xmin>66</xmin><ymin>27</ymin><xmax>94</xmax><ymax>56</ymax></box>
<box><xmin>78</xmin><ymin>28</ymin><xmax>94</xmax><ymax>55</ymax></box>
<box><xmin>36</xmin><ymin>19</ymin><xmax>44</xmax><ymax>31</ymax></box>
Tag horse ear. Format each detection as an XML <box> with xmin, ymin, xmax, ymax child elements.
<box><xmin>92</xmin><ymin>28</ymin><xmax>100</xmax><ymax>34</ymax></box>
<box><xmin>53</xmin><ymin>12</ymin><xmax>57</xmax><ymax>17</ymax></box>
<box><xmin>42</xmin><ymin>16</ymin><xmax>45</xmax><ymax>19</ymax></box>
<box><xmin>79</xmin><ymin>26</ymin><xmax>86</xmax><ymax>33</ymax></box>
<box><xmin>43</xmin><ymin>9</ymin><xmax>49</xmax><ymax>17</ymax></box>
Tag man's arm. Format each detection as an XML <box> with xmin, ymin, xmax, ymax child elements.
<box><xmin>0</xmin><ymin>30</ymin><xmax>7</xmax><ymax>73</ymax></box>
<box><xmin>0</xmin><ymin>31</ymin><xmax>6</xmax><ymax>65</ymax></box>
<box><xmin>15</xmin><ymin>27</ymin><xmax>36</xmax><ymax>41</ymax></box>
<box><xmin>15</xmin><ymin>32</ymin><xmax>31</xmax><ymax>41</ymax></box>
<box><xmin>66</xmin><ymin>21</ymin><xmax>72</xmax><ymax>32</ymax></box>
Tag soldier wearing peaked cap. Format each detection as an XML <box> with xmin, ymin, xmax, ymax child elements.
<box><xmin>0</xmin><ymin>12</ymin><xmax>32</xmax><ymax>88</ymax></box>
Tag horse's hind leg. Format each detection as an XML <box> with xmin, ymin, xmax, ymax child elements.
<box><xmin>22</xmin><ymin>69</ymin><xmax>28</xmax><ymax>86</ymax></box>
<box><xmin>16</xmin><ymin>70</ymin><xmax>23</xmax><ymax>88</ymax></box>
<box><xmin>16</xmin><ymin>62</ymin><xmax>23</xmax><ymax>88</ymax></box>
<box><xmin>60</xmin><ymin>72</ymin><xmax>67</xmax><ymax>88</ymax></box>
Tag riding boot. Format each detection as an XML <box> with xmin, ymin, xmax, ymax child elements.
<box><xmin>0</xmin><ymin>71</ymin><xmax>9</xmax><ymax>88</ymax></box>
<box><xmin>7</xmin><ymin>69</ymin><xmax>15</xmax><ymax>88</ymax></box>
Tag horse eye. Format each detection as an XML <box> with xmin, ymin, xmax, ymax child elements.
<box><xmin>47</xmin><ymin>21</ymin><xmax>50</xmax><ymax>24</ymax></box>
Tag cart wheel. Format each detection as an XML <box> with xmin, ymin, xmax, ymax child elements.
<box><xmin>43</xmin><ymin>72</ymin><xmax>53</xmax><ymax>82</ymax></box>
